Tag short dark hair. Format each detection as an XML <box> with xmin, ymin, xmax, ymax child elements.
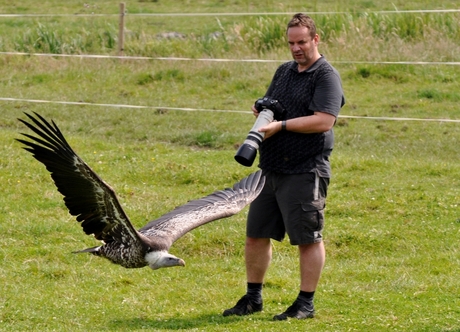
<box><xmin>287</xmin><ymin>13</ymin><xmax>317</xmax><ymax>38</ymax></box>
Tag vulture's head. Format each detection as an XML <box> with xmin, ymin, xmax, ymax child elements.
<box><xmin>145</xmin><ymin>250</ymin><xmax>186</xmax><ymax>270</ymax></box>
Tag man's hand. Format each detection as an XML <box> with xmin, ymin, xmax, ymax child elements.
<box><xmin>258</xmin><ymin>121</ymin><xmax>282</xmax><ymax>139</ymax></box>
<box><xmin>251</xmin><ymin>104</ymin><xmax>259</xmax><ymax>117</ymax></box>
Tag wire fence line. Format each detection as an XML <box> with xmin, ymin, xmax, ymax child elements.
<box><xmin>2</xmin><ymin>7</ymin><xmax>459</xmax><ymax>123</ymax></box>
<box><xmin>1</xmin><ymin>4</ymin><xmax>459</xmax><ymax>64</ymax></box>
<box><xmin>2</xmin><ymin>97</ymin><xmax>459</xmax><ymax>123</ymax></box>
<box><xmin>0</xmin><ymin>9</ymin><xmax>460</xmax><ymax>17</ymax></box>
<box><xmin>1</xmin><ymin>52</ymin><xmax>459</xmax><ymax>66</ymax></box>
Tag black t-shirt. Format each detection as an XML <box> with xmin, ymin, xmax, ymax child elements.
<box><xmin>259</xmin><ymin>56</ymin><xmax>345</xmax><ymax>177</ymax></box>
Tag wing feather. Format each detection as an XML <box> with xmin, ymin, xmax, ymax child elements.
<box><xmin>139</xmin><ymin>171</ymin><xmax>265</xmax><ymax>248</ymax></box>
<box><xmin>17</xmin><ymin>112</ymin><xmax>144</xmax><ymax>250</ymax></box>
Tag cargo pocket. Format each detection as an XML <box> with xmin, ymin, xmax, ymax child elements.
<box><xmin>301</xmin><ymin>198</ymin><xmax>325</xmax><ymax>233</ymax></box>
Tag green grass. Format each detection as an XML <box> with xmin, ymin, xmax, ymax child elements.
<box><xmin>1</xmin><ymin>1</ymin><xmax>460</xmax><ymax>331</ymax></box>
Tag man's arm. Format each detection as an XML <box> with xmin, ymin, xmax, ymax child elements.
<box><xmin>259</xmin><ymin>111</ymin><xmax>336</xmax><ymax>139</ymax></box>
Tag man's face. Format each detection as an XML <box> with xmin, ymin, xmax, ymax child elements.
<box><xmin>287</xmin><ymin>26</ymin><xmax>319</xmax><ymax>68</ymax></box>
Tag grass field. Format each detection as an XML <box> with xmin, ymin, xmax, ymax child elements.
<box><xmin>1</xmin><ymin>1</ymin><xmax>460</xmax><ymax>331</ymax></box>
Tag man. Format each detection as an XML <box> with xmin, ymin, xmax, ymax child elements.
<box><xmin>223</xmin><ymin>13</ymin><xmax>345</xmax><ymax>320</ymax></box>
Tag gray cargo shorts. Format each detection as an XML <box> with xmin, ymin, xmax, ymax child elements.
<box><xmin>246</xmin><ymin>170</ymin><xmax>329</xmax><ymax>245</ymax></box>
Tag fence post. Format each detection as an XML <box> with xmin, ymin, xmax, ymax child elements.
<box><xmin>118</xmin><ymin>2</ymin><xmax>125</xmax><ymax>56</ymax></box>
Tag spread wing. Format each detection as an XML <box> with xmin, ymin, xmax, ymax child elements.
<box><xmin>139</xmin><ymin>170</ymin><xmax>265</xmax><ymax>248</ymax></box>
<box><xmin>16</xmin><ymin>112</ymin><xmax>145</xmax><ymax>251</ymax></box>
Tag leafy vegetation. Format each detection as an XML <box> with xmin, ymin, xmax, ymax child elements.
<box><xmin>0</xmin><ymin>1</ymin><xmax>459</xmax><ymax>62</ymax></box>
<box><xmin>1</xmin><ymin>1</ymin><xmax>460</xmax><ymax>331</ymax></box>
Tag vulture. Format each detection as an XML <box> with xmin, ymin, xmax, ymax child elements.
<box><xmin>16</xmin><ymin>112</ymin><xmax>265</xmax><ymax>270</ymax></box>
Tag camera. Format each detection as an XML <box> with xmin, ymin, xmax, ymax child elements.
<box><xmin>234</xmin><ymin>97</ymin><xmax>285</xmax><ymax>167</ymax></box>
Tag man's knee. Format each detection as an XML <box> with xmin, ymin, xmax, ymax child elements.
<box><xmin>246</xmin><ymin>237</ymin><xmax>270</xmax><ymax>248</ymax></box>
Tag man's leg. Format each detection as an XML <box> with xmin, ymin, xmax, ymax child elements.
<box><xmin>222</xmin><ymin>237</ymin><xmax>271</xmax><ymax>316</ymax></box>
<box><xmin>273</xmin><ymin>241</ymin><xmax>325</xmax><ymax>320</ymax></box>
<box><xmin>246</xmin><ymin>237</ymin><xmax>272</xmax><ymax>283</ymax></box>
<box><xmin>299</xmin><ymin>241</ymin><xmax>325</xmax><ymax>291</ymax></box>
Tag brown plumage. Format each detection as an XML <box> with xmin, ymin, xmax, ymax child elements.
<box><xmin>17</xmin><ymin>112</ymin><xmax>265</xmax><ymax>270</ymax></box>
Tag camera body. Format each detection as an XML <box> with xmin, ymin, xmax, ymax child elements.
<box><xmin>254</xmin><ymin>97</ymin><xmax>285</xmax><ymax>119</ymax></box>
<box><xmin>234</xmin><ymin>97</ymin><xmax>285</xmax><ymax>167</ymax></box>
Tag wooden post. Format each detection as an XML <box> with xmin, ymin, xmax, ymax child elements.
<box><xmin>118</xmin><ymin>2</ymin><xmax>125</xmax><ymax>56</ymax></box>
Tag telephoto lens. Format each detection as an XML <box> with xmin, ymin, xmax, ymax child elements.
<box><xmin>234</xmin><ymin>97</ymin><xmax>285</xmax><ymax>167</ymax></box>
<box><xmin>234</xmin><ymin>110</ymin><xmax>274</xmax><ymax>167</ymax></box>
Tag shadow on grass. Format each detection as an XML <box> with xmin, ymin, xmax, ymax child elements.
<box><xmin>109</xmin><ymin>314</ymin><xmax>267</xmax><ymax>330</ymax></box>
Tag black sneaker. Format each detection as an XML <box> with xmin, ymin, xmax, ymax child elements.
<box><xmin>222</xmin><ymin>295</ymin><xmax>263</xmax><ymax>316</ymax></box>
<box><xmin>273</xmin><ymin>299</ymin><xmax>315</xmax><ymax>320</ymax></box>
